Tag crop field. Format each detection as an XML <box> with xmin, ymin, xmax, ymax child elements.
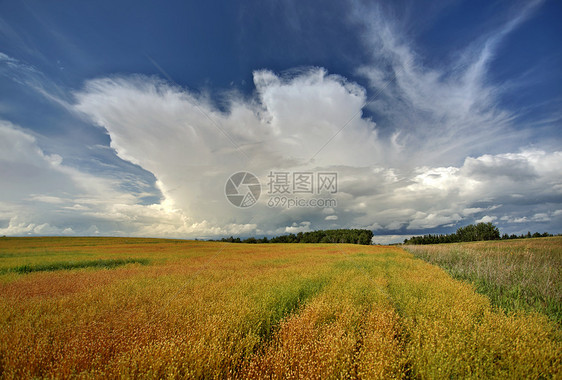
<box><xmin>0</xmin><ymin>237</ymin><xmax>560</xmax><ymax>379</ymax></box>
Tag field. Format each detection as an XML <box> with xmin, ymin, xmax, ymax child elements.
<box><xmin>403</xmin><ymin>237</ymin><xmax>562</xmax><ymax>326</ymax></box>
<box><xmin>0</xmin><ymin>237</ymin><xmax>560</xmax><ymax>379</ymax></box>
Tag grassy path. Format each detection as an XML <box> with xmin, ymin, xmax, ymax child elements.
<box><xmin>0</xmin><ymin>238</ymin><xmax>560</xmax><ymax>378</ymax></box>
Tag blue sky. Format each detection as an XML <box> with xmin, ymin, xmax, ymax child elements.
<box><xmin>1</xmin><ymin>0</ymin><xmax>561</xmax><ymax>243</ymax></box>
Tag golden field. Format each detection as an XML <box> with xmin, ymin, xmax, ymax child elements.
<box><xmin>0</xmin><ymin>237</ymin><xmax>560</xmax><ymax>379</ymax></box>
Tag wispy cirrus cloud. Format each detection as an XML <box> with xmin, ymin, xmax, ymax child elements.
<box><xmin>354</xmin><ymin>0</ymin><xmax>546</xmax><ymax>166</ymax></box>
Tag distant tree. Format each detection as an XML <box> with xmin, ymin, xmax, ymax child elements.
<box><xmin>405</xmin><ymin>222</ymin><xmax>500</xmax><ymax>245</ymax></box>
<box><xmin>267</xmin><ymin>229</ymin><xmax>372</xmax><ymax>245</ymax></box>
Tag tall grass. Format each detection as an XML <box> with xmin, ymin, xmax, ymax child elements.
<box><xmin>403</xmin><ymin>237</ymin><xmax>562</xmax><ymax>325</ymax></box>
<box><xmin>385</xmin><ymin>246</ymin><xmax>561</xmax><ymax>379</ymax></box>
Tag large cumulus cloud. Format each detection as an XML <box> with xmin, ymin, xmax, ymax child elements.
<box><xmin>1</xmin><ymin>0</ymin><xmax>561</xmax><ymax>242</ymax></box>
<box><xmin>68</xmin><ymin>70</ymin><xmax>562</xmax><ymax>240</ymax></box>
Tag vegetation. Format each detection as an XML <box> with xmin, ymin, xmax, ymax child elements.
<box><xmin>502</xmin><ymin>231</ymin><xmax>555</xmax><ymax>239</ymax></box>
<box><xmin>403</xmin><ymin>222</ymin><xmax>556</xmax><ymax>245</ymax></box>
<box><xmin>0</xmin><ymin>237</ymin><xmax>560</xmax><ymax>378</ymax></box>
<box><xmin>219</xmin><ymin>229</ymin><xmax>374</xmax><ymax>245</ymax></box>
<box><xmin>1</xmin><ymin>258</ymin><xmax>149</xmax><ymax>274</ymax></box>
<box><xmin>404</xmin><ymin>222</ymin><xmax>499</xmax><ymax>244</ymax></box>
<box><xmin>404</xmin><ymin>237</ymin><xmax>562</xmax><ymax>325</ymax></box>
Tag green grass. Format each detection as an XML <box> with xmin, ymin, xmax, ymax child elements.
<box><xmin>403</xmin><ymin>237</ymin><xmax>562</xmax><ymax>326</ymax></box>
<box><xmin>1</xmin><ymin>258</ymin><xmax>150</xmax><ymax>274</ymax></box>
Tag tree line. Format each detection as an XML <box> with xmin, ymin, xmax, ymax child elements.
<box><xmin>214</xmin><ymin>229</ymin><xmax>374</xmax><ymax>245</ymax></box>
<box><xmin>403</xmin><ymin>222</ymin><xmax>554</xmax><ymax>245</ymax></box>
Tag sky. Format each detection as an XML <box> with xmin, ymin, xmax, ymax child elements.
<box><xmin>0</xmin><ymin>0</ymin><xmax>561</xmax><ymax>244</ymax></box>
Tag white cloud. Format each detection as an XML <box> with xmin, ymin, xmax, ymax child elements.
<box><xmin>531</xmin><ymin>213</ymin><xmax>550</xmax><ymax>222</ymax></box>
<box><xmin>475</xmin><ymin>215</ymin><xmax>497</xmax><ymax>224</ymax></box>
<box><xmin>285</xmin><ymin>221</ymin><xmax>312</xmax><ymax>234</ymax></box>
<box><xmin>28</xmin><ymin>195</ymin><xmax>65</xmax><ymax>204</ymax></box>
<box><xmin>71</xmin><ymin>69</ymin><xmax>390</xmax><ymax>236</ymax></box>
<box><xmin>72</xmin><ymin>67</ymin><xmax>560</xmax><ymax>238</ymax></box>
<box><xmin>4</xmin><ymin>58</ymin><xmax>561</xmax><ymax>238</ymax></box>
<box><xmin>1</xmin><ymin>1</ymin><xmax>560</xmax><ymax>238</ymax></box>
<box><xmin>502</xmin><ymin>212</ymin><xmax>552</xmax><ymax>224</ymax></box>
<box><xmin>407</xmin><ymin>213</ymin><xmax>462</xmax><ymax>230</ymax></box>
<box><xmin>0</xmin><ymin>120</ymin><xmax>260</xmax><ymax>237</ymax></box>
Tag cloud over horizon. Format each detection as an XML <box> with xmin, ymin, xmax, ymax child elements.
<box><xmin>0</xmin><ymin>1</ymin><xmax>561</xmax><ymax>243</ymax></box>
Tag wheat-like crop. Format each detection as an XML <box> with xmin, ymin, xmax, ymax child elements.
<box><xmin>0</xmin><ymin>238</ymin><xmax>560</xmax><ymax>378</ymax></box>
